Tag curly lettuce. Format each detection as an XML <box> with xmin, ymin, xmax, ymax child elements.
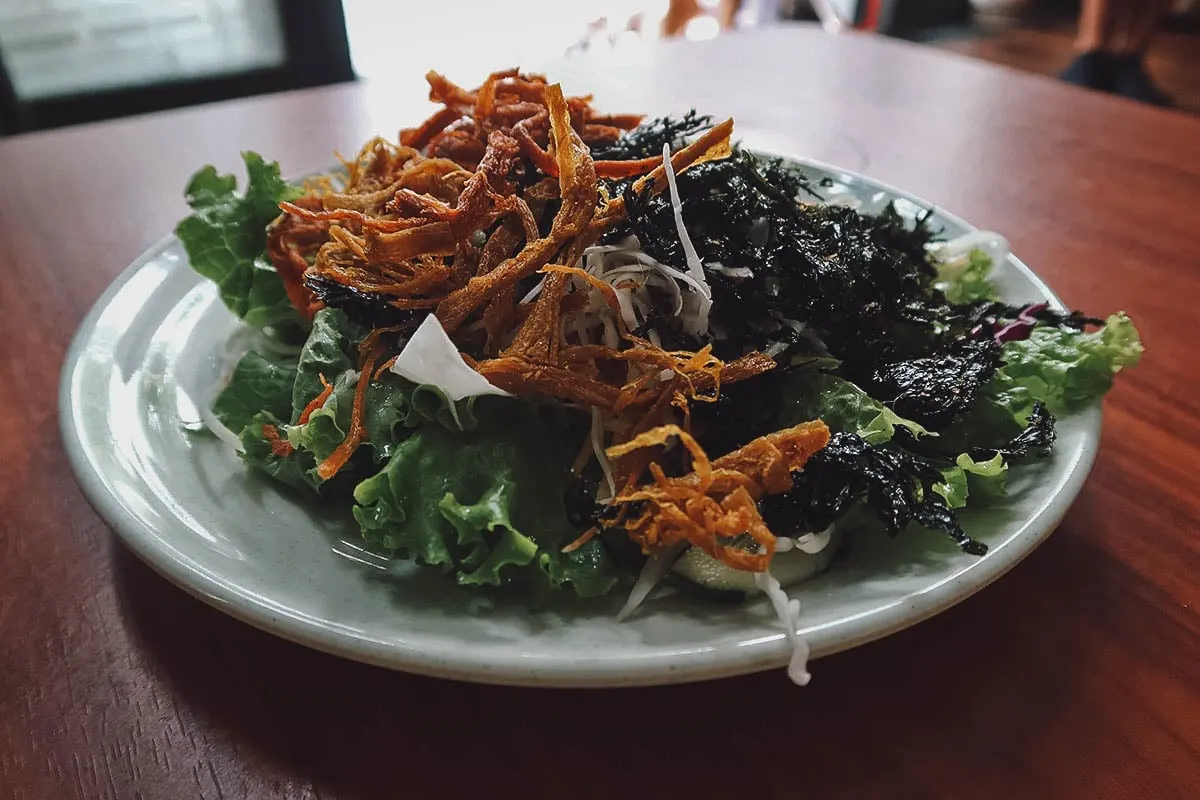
<box><xmin>176</xmin><ymin>152</ymin><xmax>303</xmax><ymax>333</ymax></box>
<box><xmin>779</xmin><ymin>366</ymin><xmax>931</xmax><ymax>445</ymax></box>
<box><xmin>987</xmin><ymin>312</ymin><xmax>1142</xmax><ymax>421</ymax></box>
<box><xmin>285</xmin><ymin>370</ymin><xmax>485</xmax><ymax>465</ymax></box>
<box><xmin>352</xmin><ymin>408</ymin><xmax>617</xmax><ymax>597</ymax></box>
<box><xmin>291</xmin><ymin>307</ymin><xmax>364</xmax><ymax>421</ymax></box>
<box><xmin>364</xmin><ymin>375</ymin><xmax>484</xmax><ymax>451</ymax></box>
<box><xmin>287</xmin><ymin>370</ymin><xmax>358</xmax><ymax>462</ymax></box>
<box><xmin>239</xmin><ymin>411</ymin><xmax>319</xmax><ymax>492</ymax></box>
<box><xmin>933</xmin><ymin>452</ymin><xmax>1007</xmax><ymax>509</ymax></box>
<box><xmin>233</xmin><ymin>306</ymin><xmax>509</xmax><ymax>492</ymax></box>
<box><xmin>211</xmin><ymin>350</ymin><xmax>296</xmax><ymax>435</ymax></box>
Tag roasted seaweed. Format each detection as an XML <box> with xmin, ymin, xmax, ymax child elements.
<box><xmin>869</xmin><ymin>339</ymin><xmax>1002</xmax><ymax>428</ymax></box>
<box><xmin>761</xmin><ymin>432</ymin><xmax>988</xmax><ymax>555</ymax></box>
<box><xmin>971</xmin><ymin>401</ymin><xmax>1057</xmax><ymax>461</ymax></box>
<box><xmin>591</xmin><ymin>110</ymin><xmax>714</xmax><ymax>161</ymax></box>
<box><xmin>304</xmin><ymin>274</ymin><xmax>426</xmax><ymax>329</ymax></box>
<box><xmin>611</xmin><ymin>149</ymin><xmax>950</xmax><ymax>366</ymax></box>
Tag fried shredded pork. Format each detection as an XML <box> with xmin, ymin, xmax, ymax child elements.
<box><xmin>260</xmin><ymin>67</ymin><xmax>827</xmax><ymax>572</ymax></box>
<box><xmin>606</xmin><ymin>422</ymin><xmax>831</xmax><ymax>571</ymax></box>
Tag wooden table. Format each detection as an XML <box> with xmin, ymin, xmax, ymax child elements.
<box><xmin>3</xmin><ymin>25</ymin><xmax>1198</xmax><ymax>799</ymax></box>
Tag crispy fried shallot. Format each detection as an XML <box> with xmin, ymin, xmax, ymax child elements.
<box><xmin>606</xmin><ymin>422</ymin><xmax>831</xmax><ymax>571</ymax></box>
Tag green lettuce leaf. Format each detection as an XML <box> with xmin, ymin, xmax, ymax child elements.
<box><xmin>985</xmin><ymin>312</ymin><xmax>1142</xmax><ymax>423</ymax></box>
<box><xmin>210</xmin><ymin>351</ymin><xmax>296</xmax><ymax>435</ymax></box>
<box><xmin>291</xmin><ymin>307</ymin><xmax>365</xmax><ymax>421</ymax></box>
<box><xmin>779</xmin><ymin>368</ymin><xmax>931</xmax><ymax>444</ymax></box>
<box><xmin>286</xmin><ymin>370</ymin><xmax>359</xmax><ymax>461</ymax></box>
<box><xmin>438</xmin><ymin>488</ymin><xmax>540</xmax><ymax>584</ymax></box>
<box><xmin>933</xmin><ymin>452</ymin><xmax>1007</xmax><ymax>509</ymax></box>
<box><xmin>290</xmin><ymin>308</ymin><xmax>492</xmax><ymax>456</ymax></box>
<box><xmin>176</xmin><ymin>152</ymin><xmax>303</xmax><ymax>332</ymax></box>
<box><xmin>352</xmin><ymin>408</ymin><xmax>617</xmax><ymax>597</ymax></box>
<box><xmin>286</xmin><ymin>368</ymin><xmax>489</xmax><ymax>465</ymax></box>
<box><xmin>936</xmin><ymin>247</ymin><xmax>997</xmax><ymax>305</ymax></box>
<box><xmin>364</xmin><ymin>373</ymin><xmax>484</xmax><ymax>460</ymax></box>
<box><xmin>543</xmin><ymin>537</ymin><xmax>621</xmax><ymax>599</ymax></box>
<box><xmin>282</xmin><ymin>307</ymin><xmax>504</xmax><ymax>485</ymax></box>
<box><xmin>239</xmin><ymin>411</ymin><xmax>319</xmax><ymax>493</ymax></box>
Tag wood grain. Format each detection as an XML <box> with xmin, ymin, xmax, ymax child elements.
<box><xmin>2</xmin><ymin>25</ymin><xmax>1198</xmax><ymax>800</ymax></box>
<box><xmin>932</xmin><ymin>22</ymin><xmax>1200</xmax><ymax>116</ymax></box>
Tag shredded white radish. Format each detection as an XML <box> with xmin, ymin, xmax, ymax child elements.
<box><xmin>614</xmin><ymin>287</ymin><xmax>638</xmax><ymax>331</ymax></box>
<box><xmin>600</xmin><ymin>262</ymin><xmax>653</xmax><ymax>279</ymax></box>
<box><xmin>591</xmin><ymin>407</ymin><xmax>616</xmax><ymax>503</ymax></box>
<box><xmin>661</xmin><ymin>143</ymin><xmax>706</xmax><ymax>284</ymax></box>
<box><xmin>583</xmin><ymin>236</ymin><xmax>642</xmax><ymax>258</ymax></box>
<box><xmin>547</xmin><ymin>151</ymin><xmax>764</xmax><ymax>421</ymax></box>
<box><xmin>630</xmin><ymin>294</ymin><xmax>650</xmax><ymax>319</ymax></box>
<box><xmin>605</xmin><ymin>257</ymin><xmax>697</xmax><ymax>300</ymax></box>
<box><xmin>753</xmin><ymin>569</ymin><xmax>811</xmax><ymax>686</ymax></box>
<box><xmin>520</xmin><ymin>276</ymin><xmax>547</xmax><ymax>305</ymax></box>
<box><xmin>708</xmin><ymin>262</ymin><xmax>754</xmax><ymax>279</ymax></box>
<box><xmin>660</xmin><ymin>142</ymin><xmax>713</xmax><ymax>337</ymax></box>
<box><xmin>776</xmin><ymin>524</ymin><xmax>835</xmax><ymax>555</ymax></box>
<box><xmin>199</xmin><ymin>399</ymin><xmax>245</xmax><ymax>453</ymax></box>
<box><xmin>650</xmin><ymin>260</ymin><xmax>711</xmax><ymax>298</ymax></box>
<box><xmin>223</xmin><ymin>326</ymin><xmax>304</xmax><ymax>359</ymax></box>
<box><xmin>573</xmin><ymin>239</ymin><xmax>702</xmax><ymax>344</ymax></box>
<box><xmin>601</xmin><ymin>314</ymin><xmax>619</xmax><ymax>348</ymax></box>
<box><xmin>616</xmin><ymin>542</ymin><xmax>688</xmax><ymax>622</ymax></box>
<box><xmin>794</xmin><ymin>524</ymin><xmax>835</xmax><ymax>555</ymax></box>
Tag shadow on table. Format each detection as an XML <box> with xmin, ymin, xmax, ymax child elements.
<box><xmin>111</xmin><ymin>522</ymin><xmax>1116</xmax><ymax>799</ymax></box>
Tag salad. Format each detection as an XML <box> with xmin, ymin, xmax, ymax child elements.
<box><xmin>179</xmin><ymin>68</ymin><xmax>1141</xmax><ymax>683</ymax></box>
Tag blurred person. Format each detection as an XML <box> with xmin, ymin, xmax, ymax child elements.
<box><xmin>1060</xmin><ymin>0</ymin><xmax>1173</xmax><ymax>106</ymax></box>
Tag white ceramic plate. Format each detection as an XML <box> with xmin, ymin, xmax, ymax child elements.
<box><xmin>59</xmin><ymin>157</ymin><xmax>1100</xmax><ymax>687</ymax></box>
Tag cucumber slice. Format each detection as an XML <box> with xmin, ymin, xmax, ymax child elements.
<box><xmin>671</xmin><ymin>526</ymin><xmax>842</xmax><ymax>591</ymax></box>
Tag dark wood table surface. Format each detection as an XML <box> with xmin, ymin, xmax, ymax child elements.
<box><xmin>2</xmin><ymin>26</ymin><xmax>1198</xmax><ymax>800</ymax></box>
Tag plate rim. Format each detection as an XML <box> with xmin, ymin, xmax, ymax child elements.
<box><xmin>58</xmin><ymin>153</ymin><xmax>1102</xmax><ymax>687</ymax></box>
